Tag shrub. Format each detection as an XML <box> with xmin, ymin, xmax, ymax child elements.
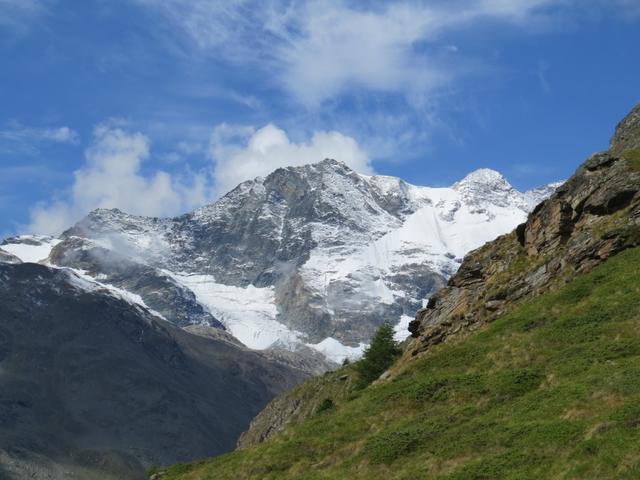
<box><xmin>365</xmin><ymin>424</ymin><xmax>427</xmax><ymax>464</ymax></box>
<box><xmin>316</xmin><ymin>398</ymin><xmax>334</xmax><ymax>414</ymax></box>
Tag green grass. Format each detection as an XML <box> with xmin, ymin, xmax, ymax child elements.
<box><xmin>157</xmin><ymin>247</ymin><xmax>640</xmax><ymax>480</ymax></box>
<box><xmin>622</xmin><ymin>148</ymin><xmax>640</xmax><ymax>172</ymax></box>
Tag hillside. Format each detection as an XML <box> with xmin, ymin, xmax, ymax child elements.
<box><xmin>153</xmin><ymin>104</ymin><xmax>640</xmax><ymax>479</ymax></box>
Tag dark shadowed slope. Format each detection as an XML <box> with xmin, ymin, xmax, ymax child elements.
<box><xmin>0</xmin><ymin>262</ymin><xmax>307</xmax><ymax>480</ymax></box>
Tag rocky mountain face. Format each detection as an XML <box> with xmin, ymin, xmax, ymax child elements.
<box><xmin>407</xmin><ymin>103</ymin><xmax>640</xmax><ymax>358</ymax></box>
<box><xmin>3</xmin><ymin>162</ymin><xmax>557</xmax><ymax>364</ymax></box>
<box><xmin>0</xmin><ymin>261</ymin><xmax>307</xmax><ymax>480</ymax></box>
<box><xmin>49</xmin><ymin>236</ymin><xmax>225</xmax><ymax>330</ymax></box>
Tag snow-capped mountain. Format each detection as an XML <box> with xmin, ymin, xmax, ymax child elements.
<box><xmin>1</xmin><ymin>159</ymin><xmax>559</xmax><ymax>363</ymax></box>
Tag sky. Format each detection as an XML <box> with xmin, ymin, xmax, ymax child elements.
<box><xmin>0</xmin><ymin>0</ymin><xmax>639</xmax><ymax>236</ymax></box>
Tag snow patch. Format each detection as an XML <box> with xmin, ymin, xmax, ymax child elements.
<box><xmin>306</xmin><ymin>337</ymin><xmax>366</xmax><ymax>364</ymax></box>
<box><xmin>2</xmin><ymin>236</ymin><xmax>61</xmax><ymax>263</ymax></box>
<box><xmin>300</xmin><ymin>181</ymin><xmax>528</xmax><ymax>310</ymax></box>
<box><xmin>171</xmin><ymin>272</ymin><xmax>371</xmax><ymax>363</ymax></box>
<box><xmin>61</xmin><ymin>267</ymin><xmax>167</xmax><ymax>320</ymax></box>
<box><xmin>394</xmin><ymin>315</ymin><xmax>414</xmax><ymax>342</ymax></box>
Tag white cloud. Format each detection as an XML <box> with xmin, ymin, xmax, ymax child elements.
<box><xmin>210</xmin><ymin>123</ymin><xmax>372</xmax><ymax>195</ymax></box>
<box><xmin>272</xmin><ymin>2</ymin><xmax>447</xmax><ymax>106</ymax></box>
<box><xmin>0</xmin><ymin>123</ymin><xmax>80</xmax><ymax>146</ymax></box>
<box><xmin>28</xmin><ymin>201</ymin><xmax>75</xmax><ymax>238</ymax></box>
<box><xmin>28</xmin><ymin>125</ymin><xmax>208</xmax><ymax>234</ymax></box>
<box><xmin>136</xmin><ymin>0</ymin><xmax>564</xmax><ymax>106</ymax></box>
<box><xmin>40</xmin><ymin>126</ymin><xmax>80</xmax><ymax>143</ymax></box>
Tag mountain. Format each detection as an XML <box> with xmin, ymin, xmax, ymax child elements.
<box><xmin>0</xmin><ymin>260</ymin><xmax>308</xmax><ymax>480</ymax></box>
<box><xmin>2</xmin><ymin>163</ymin><xmax>558</xmax><ymax>365</ymax></box>
<box><xmin>154</xmin><ymin>104</ymin><xmax>640</xmax><ymax>479</ymax></box>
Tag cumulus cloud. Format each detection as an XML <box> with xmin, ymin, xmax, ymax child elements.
<box><xmin>28</xmin><ymin>125</ymin><xmax>208</xmax><ymax>234</ymax></box>
<box><xmin>210</xmin><ymin>123</ymin><xmax>372</xmax><ymax>195</ymax></box>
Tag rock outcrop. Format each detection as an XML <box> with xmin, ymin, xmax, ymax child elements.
<box><xmin>407</xmin><ymin>103</ymin><xmax>640</xmax><ymax>357</ymax></box>
<box><xmin>0</xmin><ymin>248</ymin><xmax>21</xmax><ymax>264</ymax></box>
<box><xmin>610</xmin><ymin>103</ymin><xmax>640</xmax><ymax>155</ymax></box>
<box><xmin>237</xmin><ymin>367</ymin><xmax>358</xmax><ymax>448</ymax></box>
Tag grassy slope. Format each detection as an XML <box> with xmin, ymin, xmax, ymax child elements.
<box><xmin>159</xmin><ymin>247</ymin><xmax>640</xmax><ymax>480</ymax></box>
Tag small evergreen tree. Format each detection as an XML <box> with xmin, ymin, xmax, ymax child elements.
<box><xmin>355</xmin><ymin>321</ymin><xmax>401</xmax><ymax>388</ymax></box>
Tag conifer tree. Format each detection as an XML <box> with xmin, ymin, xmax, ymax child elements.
<box><xmin>355</xmin><ymin>321</ymin><xmax>401</xmax><ymax>388</ymax></box>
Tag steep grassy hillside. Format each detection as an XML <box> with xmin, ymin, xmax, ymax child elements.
<box><xmin>154</xmin><ymin>245</ymin><xmax>640</xmax><ymax>480</ymax></box>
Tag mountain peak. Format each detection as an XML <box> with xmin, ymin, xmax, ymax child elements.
<box><xmin>297</xmin><ymin>158</ymin><xmax>352</xmax><ymax>175</ymax></box>
<box><xmin>317</xmin><ymin>157</ymin><xmax>345</xmax><ymax>167</ymax></box>
<box><xmin>452</xmin><ymin>168</ymin><xmax>509</xmax><ymax>189</ymax></box>
<box><xmin>262</xmin><ymin>158</ymin><xmax>352</xmax><ymax>183</ymax></box>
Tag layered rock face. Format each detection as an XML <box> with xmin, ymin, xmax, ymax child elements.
<box><xmin>0</xmin><ymin>261</ymin><xmax>307</xmax><ymax>480</ymax></box>
<box><xmin>408</xmin><ymin>103</ymin><xmax>640</xmax><ymax>356</ymax></box>
<box><xmin>8</xmin><ymin>161</ymin><xmax>555</xmax><ymax>364</ymax></box>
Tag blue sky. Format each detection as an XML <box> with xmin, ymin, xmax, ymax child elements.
<box><xmin>1</xmin><ymin>0</ymin><xmax>639</xmax><ymax>236</ymax></box>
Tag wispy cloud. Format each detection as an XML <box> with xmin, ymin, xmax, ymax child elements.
<box><xmin>537</xmin><ymin>59</ymin><xmax>551</xmax><ymax>93</ymax></box>
<box><xmin>0</xmin><ymin>123</ymin><xmax>80</xmax><ymax>144</ymax></box>
<box><xmin>135</xmin><ymin>0</ymin><xmax>565</xmax><ymax>107</ymax></box>
<box><xmin>0</xmin><ymin>123</ymin><xmax>80</xmax><ymax>155</ymax></box>
<box><xmin>0</xmin><ymin>0</ymin><xmax>49</xmax><ymax>32</ymax></box>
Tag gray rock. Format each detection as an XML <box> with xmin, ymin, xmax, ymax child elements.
<box><xmin>0</xmin><ymin>248</ymin><xmax>21</xmax><ymax>264</ymax></box>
